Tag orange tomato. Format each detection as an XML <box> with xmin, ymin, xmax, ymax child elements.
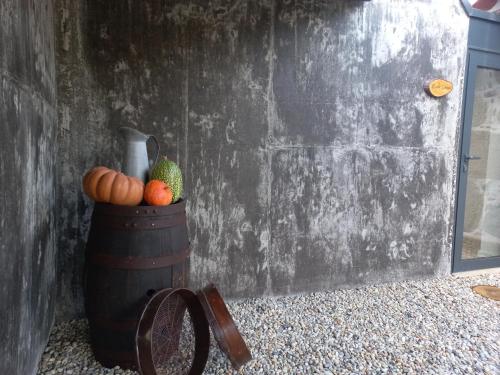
<box><xmin>144</xmin><ymin>179</ymin><xmax>173</xmax><ymax>206</ymax></box>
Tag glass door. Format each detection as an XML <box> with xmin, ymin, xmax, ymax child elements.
<box><xmin>453</xmin><ymin>50</ymin><xmax>500</xmax><ymax>272</ymax></box>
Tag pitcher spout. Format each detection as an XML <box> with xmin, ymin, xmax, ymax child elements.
<box><xmin>119</xmin><ymin>126</ymin><xmax>150</xmax><ymax>142</ymax></box>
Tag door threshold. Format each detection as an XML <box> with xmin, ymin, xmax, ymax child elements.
<box><xmin>452</xmin><ymin>267</ymin><xmax>500</xmax><ymax>277</ymax></box>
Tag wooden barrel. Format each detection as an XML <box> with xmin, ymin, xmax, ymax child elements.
<box><xmin>84</xmin><ymin>200</ymin><xmax>190</xmax><ymax>369</ymax></box>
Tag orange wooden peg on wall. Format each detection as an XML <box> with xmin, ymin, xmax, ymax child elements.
<box><xmin>425</xmin><ymin>79</ymin><xmax>453</xmax><ymax>97</ymax></box>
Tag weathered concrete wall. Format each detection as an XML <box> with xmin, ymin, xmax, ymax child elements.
<box><xmin>56</xmin><ymin>0</ymin><xmax>469</xmax><ymax>319</ymax></box>
<box><xmin>55</xmin><ymin>0</ymin><xmax>108</xmax><ymax>320</ymax></box>
<box><xmin>0</xmin><ymin>0</ymin><xmax>57</xmax><ymax>373</ymax></box>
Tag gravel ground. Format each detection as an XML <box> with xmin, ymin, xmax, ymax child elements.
<box><xmin>38</xmin><ymin>273</ymin><xmax>500</xmax><ymax>374</ymax></box>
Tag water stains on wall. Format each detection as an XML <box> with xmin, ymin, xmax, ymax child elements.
<box><xmin>56</xmin><ymin>0</ymin><xmax>469</xmax><ymax>319</ymax></box>
<box><xmin>0</xmin><ymin>0</ymin><xmax>57</xmax><ymax>373</ymax></box>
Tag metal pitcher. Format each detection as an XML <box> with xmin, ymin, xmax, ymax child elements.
<box><xmin>119</xmin><ymin>127</ymin><xmax>159</xmax><ymax>183</ymax></box>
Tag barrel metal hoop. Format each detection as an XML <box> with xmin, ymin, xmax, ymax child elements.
<box><xmin>92</xmin><ymin>213</ymin><xmax>187</xmax><ymax>230</ymax></box>
<box><xmin>94</xmin><ymin>200</ymin><xmax>186</xmax><ymax>217</ymax></box>
<box><xmin>88</xmin><ymin>248</ymin><xmax>190</xmax><ymax>269</ymax></box>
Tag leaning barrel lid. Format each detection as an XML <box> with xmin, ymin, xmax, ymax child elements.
<box><xmin>135</xmin><ymin>285</ymin><xmax>252</xmax><ymax>374</ymax></box>
<box><xmin>135</xmin><ymin>288</ymin><xmax>210</xmax><ymax>375</ymax></box>
<box><xmin>197</xmin><ymin>284</ymin><xmax>252</xmax><ymax>369</ymax></box>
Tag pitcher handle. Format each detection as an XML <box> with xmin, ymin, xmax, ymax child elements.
<box><xmin>149</xmin><ymin>135</ymin><xmax>160</xmax><ymax>168</ymax></box>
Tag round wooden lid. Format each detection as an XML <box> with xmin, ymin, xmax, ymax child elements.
<box><xmin>472</xmin><ymin>285</ymin><xmax>500</xmax><ymax>301</ymax></box>
<box><xmin>196</xmin><ymin>284</ymin><xmax>252</xmax><ymax>369</ymax></box>
<box><xmin>135</xmin><ymin>288</ymin><xmax>210</xmax><ymax>375</ymax></box>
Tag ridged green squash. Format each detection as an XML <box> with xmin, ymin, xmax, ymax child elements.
<box><xmin>150</xmin><ymin>156</ymin><xmax>183</xmax><ymax>203</ymax></box>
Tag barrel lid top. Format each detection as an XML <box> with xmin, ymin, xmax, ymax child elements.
<box><xmin>94</xmin><ymin>199</ymin><xmax>186</xmax><ymax>217</ymax></box>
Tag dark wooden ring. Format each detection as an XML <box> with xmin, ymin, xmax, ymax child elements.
<box><xmin>135</xmin><ymin>288</ymin><xmax>210</xmax><ymax>375</ymax></box>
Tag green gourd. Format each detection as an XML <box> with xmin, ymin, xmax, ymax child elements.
<box><xmin>150</xmin><ymin>156</ymin><xmax>183</xmax><ymax>203</ymax></box>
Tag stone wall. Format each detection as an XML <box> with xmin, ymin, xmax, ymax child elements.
<box><xmin>0</xmin><ymin>0</ymin><xmax>57</xmax><ymax>373</ymax></box>
<box><xmin>55</xmin><ymin>0</ymin><xmax>469</xmax><ymax>320</ymax></box>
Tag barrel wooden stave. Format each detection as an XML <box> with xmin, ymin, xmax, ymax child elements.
<box><xmin>85</xmin><ymin>200</ymin><xmax>189</xmax><ymax>369</ymax></box>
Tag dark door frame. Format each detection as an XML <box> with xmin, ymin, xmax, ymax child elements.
<box><xmin>452</xmin><ymin>50</ymin><xmax>500</xmax><ymax>272</ymax></box>
<box><xmin>451</xmin><ymin>4</ymin><xmax>500</xmax><ymax>272</ymax></box>
<box><xmin>460</xmin><ymin>0</ymin><xmax>500</xmax><ymax>23</ymax></box>
<box><xmin>453</xmin><ymin>6</ymin><xmax>500</xmax><ymax>272</ymax></box>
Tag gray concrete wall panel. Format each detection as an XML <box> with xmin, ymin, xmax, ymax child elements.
<box><xmin>55</xmin><ymin>0</ymin><xmax>469</xmax><ymax>319</ymax></box>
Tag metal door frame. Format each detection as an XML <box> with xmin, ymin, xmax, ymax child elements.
<box><xmin>452</xmin><ymin>50</ymin><xmax>500</xmax><ymax>272</ymax></box>
<box><xmin>460</xmin><ymin>0</ymin><xmax>500</xmax><ymax>24</ymax></box>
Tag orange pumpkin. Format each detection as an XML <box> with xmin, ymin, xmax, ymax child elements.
<box><xmin>144</xmin><ymin>179</ymin><xmax>173</xmax><ymax>206</ymax></box>
<box><xmin>82</xmin><ymin>166</ymin><xmax>144</xmax><ymax>206</ymax></box>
